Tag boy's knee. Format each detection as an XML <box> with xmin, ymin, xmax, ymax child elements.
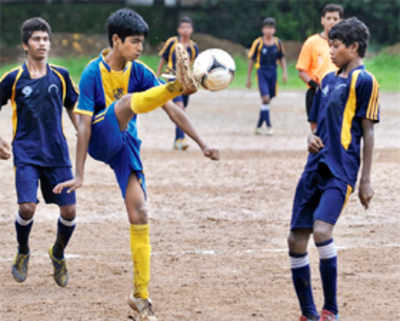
<box><xmin>313</xmin><ymin>225</ymin><xmax>333</xmax><ymax>244</ymax></box>
<box><xmin>262</xmin><ymin>96</ymin><xmax>271</xmax><ymax>104</ymax></box>
<box><xmin>60</xmin><ymin>204</ymin><xmax>76</xmax><ymax>220</ymax></box>
<box><xmin>130</xmin><ymin>204</ymin><xmax>148</xmax><ymax>225</ymax></box>
<box><xmin>19</xmin><ymin>203</ymin><xmax>36</xmax><ymax>220</ymax></box>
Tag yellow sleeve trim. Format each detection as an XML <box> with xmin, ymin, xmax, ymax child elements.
<box><xmin>366</xmin><ymin>73</ymin><xmax>379</xmax><ymax>121</ymax></box>
<box><xmin>74</xmin><ymin>108</ymin><xmax>93</xmax><ymax>116</ymax></box>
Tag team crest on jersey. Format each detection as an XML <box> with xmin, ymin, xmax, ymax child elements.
<box><xmin>262</xmin><ymin>48</ymin><xmax>268</xmax><ymax>54</ymax></box>
<box><xmin>322</xmin><ymin>85</ymin><xmax>330</xmax><ymax>96</ymax></box>
<box><xmin>22</xmin><ymin>86</ymin><xmax>33</xmax><ymax>97</ymax></box>
<box><xmin>113</xmin><ymin>88</ymin><xmax>124</xmax><ymax>100</ymax></box>
<box><xmin>48</xmin><ymin>84</ymin><xmax>59</xmax><ymax>95</ymax></box>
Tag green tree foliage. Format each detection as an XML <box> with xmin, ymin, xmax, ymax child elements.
<box><xmin>0</xmin><ymin>0</ymin><xmax>399</xmax><ymax>48</ymax></box>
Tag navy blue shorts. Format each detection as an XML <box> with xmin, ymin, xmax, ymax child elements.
<box><xmin>257</xmin><ymin>68</ymin><xmax>277</xmax><ymax>98</ymax></box>
<box><xmin>15</xmin><ymin>164</ymin><xmax>76</xmax><ymax>206</ymax></box>
<box><xmin>173</xmin><ymin>94</ymin><xmax>189</xmax><ymax>107</ymax></box>
<box><xmin>290</xmin><ymin>167</ymin><xmax>352</xmax><ymax>230</ymax></box>
<box><xmin>88</xmin><ymin>102</ymin><xmax>146</xmax><ymax>199</ymax></box>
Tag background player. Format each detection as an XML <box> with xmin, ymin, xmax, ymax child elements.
<box><xmin>53</xmin><ymin>9</ymin><xmax>218</xmax><ymax>321</ymax></box>
<box><xmin>288</xmin><ymin>17</ymin><xmax>379</xmax><ymax>321</ymax></box>
<box><xmin>0</xmin><ymin>17</ymin><xmax>79</xmax><ymax>287</ymax></box>
<box><xmin>157</xmin><ymin>16</ymin><xmax>199</xmax><ymax>150</ymax></box>
<box><xmin>296</xmin><ymin>3</ymin><xmax>343</xmax><ymax>129</ymax></box>
<box><xmin>246</xmin><ymin>17</ymin><xmax>287</xmax><ymax>136</ymax></box>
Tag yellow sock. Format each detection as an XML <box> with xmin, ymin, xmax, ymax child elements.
<box><xmin>130</xmin><ymin>81</ymin><xmax>183</xmax><ymax>114</ymax></box>
<box><xmin>130</xmin><ymin>224</ymin><xmax>151</xmax><ymax>299</ymax></box>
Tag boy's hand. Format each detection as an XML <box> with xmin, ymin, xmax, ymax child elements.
<box><xmin>202</xmin><ymin>146</ymin><xmax>220</xmax><ymax>161</ymax></box>
<box><xmin>307</xmin><ymin>134</ymin><xmax>324</xmax><ymax>154</ymax></box>
<box><xmin>282</xmin><ymin>72</ymin><xmax>288</xmax><ymax>84</ymax></box>
<box><xmin>359</xmin><ymin>180</ymin><xmax>374</xmax><ymax>209</ymax></box>
<box><xmin>246</xmin><ymin>79</ymin><xmax>252</xmax><ymax>89</ymax></box>
<box><xmin>0</xmin><ymin>139</ymin><xmax>11</xmax><ymax>160</ymax></box>
<box><xmin>53</xmin><ymin>176</ymin><xmax>83</xmax><ymax>194</ymax></box>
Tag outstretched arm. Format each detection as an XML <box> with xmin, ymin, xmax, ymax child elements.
<box><xmin>0</xmin><ymin>136</ymin><xmax>11</xmax><ymax>160</ymax></box>
<box><xmin>162</xmin><ymin>101</ymin><xmax>219</xmax><ymax>160</ymax></box>
<box><xmin>358</xmin><ymin>119</ymin><xmax>375</xmax><ymax>209</ymax></box>
<box><xmin>53</xmin><ymin>114</ymin><xmax>92</xmax><ymax>193</ymax></box>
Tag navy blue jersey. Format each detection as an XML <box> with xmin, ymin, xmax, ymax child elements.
<box><xmin>248</xmin><ymin>37</ymin><xmax>284</xmax><ymax>69</ymax></box>
<box><xmin>307</xmin><ymin>65</ymin><xmax>380</xmax><ymax>188</ymax></box>
<box><xmin>0</xmin><ymin>63</ymin><xmax>78</xmax><ymax>167</ymax></box>
<box><xmin>158</xmin><ymin>36</ymin><xmax>199</xmax><ymax>70</ymax></box>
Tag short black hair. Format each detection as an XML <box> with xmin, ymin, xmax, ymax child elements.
<box><xmin>262</xmin><ymin>17</ymin><xmax>276</xmax><ymax>27</ymax></box>
<box><xmin>21</xmin><ymin>17</ymin><xmax>51</xmax><ymax>45</ymax></box>
<box><xmin>106</xmin><ymin>8</ymin><xmax>149</xmax><ymax>47</ymax></box>
<box><xmin>329</xmin><ymin>17</ymin><xmax>370</xmax><ymax>58</ymax></box>
<box><xmin>322</xmin><ymin>3</ymin><xmax>344</xmax><ymax>18</ymax></box>
<box><xmin>179</xmin><ymin>16</ymin><xmax>193</xmax><ymax>27</ymax></box>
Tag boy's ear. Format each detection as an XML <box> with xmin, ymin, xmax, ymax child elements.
<box><xmin>349</xmin><ymin>42</ymin><xmax>359</xmax><ymax>55</ymax></box>
<box><xmin>112</xmin><ymin>33</ymin><xmax>121</xmax><ymax>47</ymax></box>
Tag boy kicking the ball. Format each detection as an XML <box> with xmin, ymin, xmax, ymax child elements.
<box><xmin>246</xmin><ymin>17</ymin><xmax>287</xmax><ymax>136</ymax></box>
<box><xmin>288</xmin><ymin>17</ymin><xmax>379</xmax><ymax>321</ymax></box>
<box><xmin>0</xmin><ymin>17</ymin><xmax>79</xmax><ymax>287</ymax></box>
<box><xmin>54</xmin><ymin>9</ymin><xmax>218</xmax><ymax>321</ymax></box>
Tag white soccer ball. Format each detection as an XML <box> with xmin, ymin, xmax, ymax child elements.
<box><xmin>193</xmin><ymin>48</ymin><xmax>236</xmax><ymax>91</ymax></box>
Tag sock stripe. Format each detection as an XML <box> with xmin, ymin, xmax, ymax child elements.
<box><xmin>317</xmin><ymin>239</ymin><xmax>337</xmax><ymax>259</ymax></box>
<box><xmin>260</xmin><ymin>104</ymin><xmax>270</xmax><ymax>111</ymax></box>
<box><xmin>16</xmin><ymin>212</ymin><xmax>33</xmax><ymax>226</ymax></box>
<box><xmin>59</xmin><ymin>216</ymin><xmax>76</xmax><ymax>227</ymax></box>
<box><xmin>290</xmin><ymin>253</ymin><xmax>310</xmax><ymax>269</ymax></box>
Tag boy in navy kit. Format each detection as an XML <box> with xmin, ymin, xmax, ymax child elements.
<box><xmin>287</xmin><ymin>17</ymin><xmax>379</xmax><ymax>321</ymax></box>
<box><xmin>0</xmin><ymin>17</ymin><xmax>79</xmax><ymax>287</ymax></box>
<box><xmin>246</xmin><ymin>17</ymin><xmax>288</xmax><ymax>135</ymax></box>
<box><xmin>157</xmin><ymin>16</ymin><xmax>199</xmax><ymax>150</ymax></box>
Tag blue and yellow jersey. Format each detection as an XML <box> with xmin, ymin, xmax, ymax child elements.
<box><xmin>74</xmin><ymin>49</ymin><xmax>160</xmax><ymax>136</ymax></box>
<box><xmin>158</xmin><ymin>36</ymin><xmax>199</xmax><ymax>70</ymax></box>
<box><xmin>248</xmin><ymin>36</ymin><xmax>285</xmax><ymax>70</ymax></box>
<box><xmin>307</xmin><ymin>65</ymin><xmax>380</xmax><ymax>188</ymax></box>
<box><xmin>0</xmin><ymin>63</ymin><xmax>78</xmax><ymax>167</ymax></box>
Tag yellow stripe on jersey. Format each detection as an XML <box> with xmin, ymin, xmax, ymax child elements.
<box><xmin>99</xmin><ymin>61</ymin><xmax>132</xmax><ymax>107</ymax></box>
<box><xmin>168</xmin><ymin>41</ymin><xmax>178</xmax><ymax>69</ymax></box>
<box><xmin>11</xmin><ymin>67</ymin><xmax>24</xmax><ymax>139</ymax></box>
<box><xmin>0</xmin><ymin>66</ymin><xmax>20</xmax><ymax>82</ymax></box>
<box><xmin>158</xmin><ymin>36</ymin><xmax>177</xmax><ymax>56</ymax></box>
<box><xmin>92</xmin><ymin>116</ymin><xmax>104</xmax><ymax>124</ymax></box>
<box><xmin>189</xmin><ymin>41</ymin><xmax>196</xmax><ymax>64</ymax></box>
<box><xmin>341</xmin><ymin>70</ymin><xmax>362</xmax><ymax>150</ymax></box>
<box><xmin>248</xmin><ymin>37</ymin><xmax>261</xmax><ymax>60</ymax></box>
<box><xmin>50</xmin><ymin>67</ymin><xmax>67</xmax><ymax>103</ymax></box>
<box><xmin>366</xmin><ymin>73</ymin><xmax>379</xmax><ymax>121</ymax></box>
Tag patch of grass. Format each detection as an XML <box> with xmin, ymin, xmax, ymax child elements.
<box><xmin>1</xmin><ymin>52</ymin><xmax>398</xmax><ymax>91</ymax></box>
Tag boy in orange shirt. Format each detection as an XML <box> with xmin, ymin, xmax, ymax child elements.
<box><xmin>296</xmin><ymin>4</ymin><xmax>343</xmax><ymax>125</ymax></box>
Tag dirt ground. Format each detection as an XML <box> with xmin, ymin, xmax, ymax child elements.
<box><xmin>0</xmin><ymin>89</ymin><xmax>399</xmax><ymax>321</ymax></box>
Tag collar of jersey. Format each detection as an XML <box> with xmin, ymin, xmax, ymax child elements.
<box><xmin>23</xmin><ymin>62</ymin><xmax>50</xmax><ymax>79</ymax></box>
<box><xmin>336</xmin><ymin>64</ymin><xmax>365</xmax><ymax>77</ymax></box>
<box><xmin>99</xmin><ymin>48</ymin><xmax>131</xmax><ymax>73</ymax></box>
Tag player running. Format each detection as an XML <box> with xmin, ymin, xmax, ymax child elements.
<box><xmin>53</xmin><ymin>9</ymin><xmax>218</xmax><ymax>321</ymax></box>
<box><xmin>0</xmin><ymin>17</ymin><xmax>79</xmax><ymax>287</ymax></box>
<box><xmin>288</xmin><ymin>17</ymin><xmax>379</xmax><ymax>321</ymax></box>
<box><xmin>246</xmin><ymin>17</ymin><xmax>287</xmax><ymax>136</ymax></box>
<box><xmin>296</xmin><ymin>4</ymin><xmax>343</xmax><ymax>129</ymax></box>
<box><xmin>157</xmin><ymin>16</ymin><xmax>199</xmax><ymax>150</ymax></box>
